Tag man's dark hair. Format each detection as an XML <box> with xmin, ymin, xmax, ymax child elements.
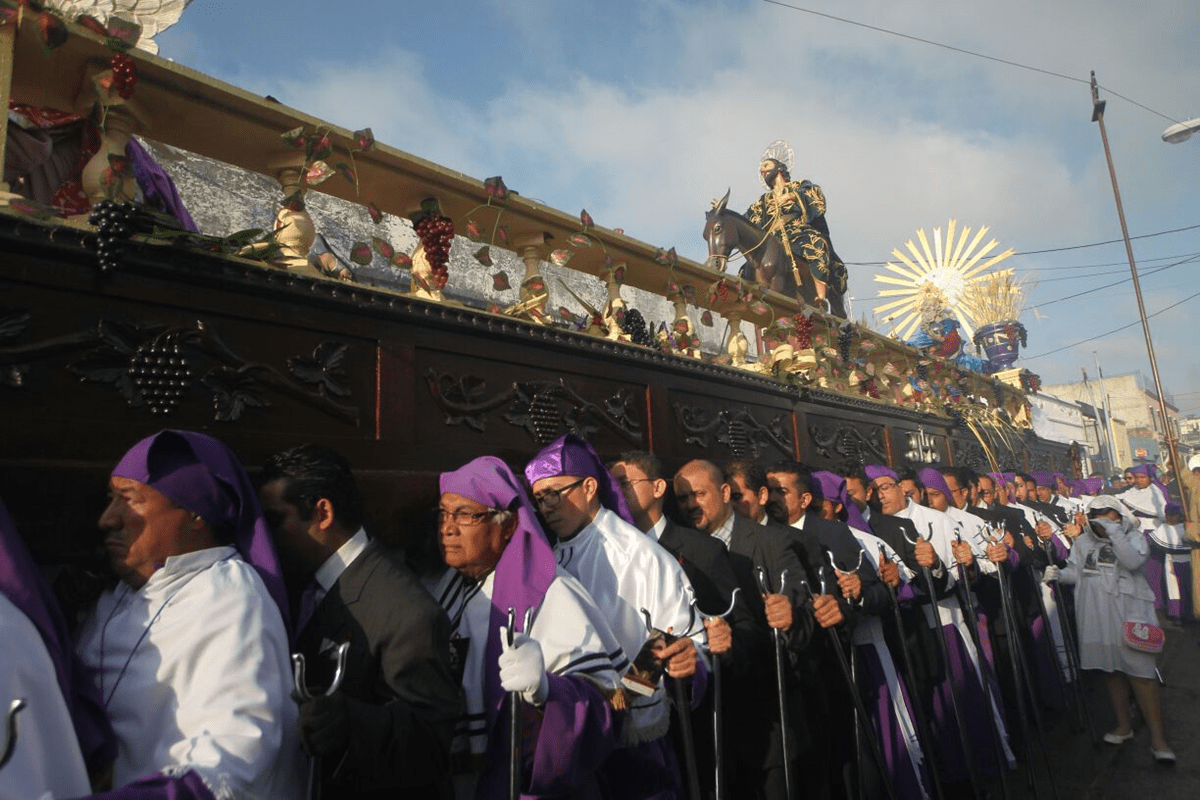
<box><xmin>616</xmin><ymin>450</ymin><xmax>663</xmax><ymax>482</ymax></box>
<box><xmin>259</xmin><ymin>444</ymin><xmax>364</xmax><ymax>531</ymax></box>
<box><xmin>724</xmin><ymin>459</ymin><xmax>768</xmax><ymax>493</ymax></box>
<box><xmin>767</xmin><ymin>460</ymin><xmax>817</xmax><ymax>497</ymax></box>
<box><xmin>1015</xmin><ymin>471</ymin><xmax>1034</xmax><ymax>485</ymax></box>
<box><xmin>897</xmin><ymin>467</ymin><xmax>924</xmax><ymax>490</ymax></box>
<box><xmin>838</xmin><ymin>462</ymin><xmax>869</xmax><ymax>486</ymax></box>
<box><xmin>944</xmin><ymin>466</ymin><xmax>975</xmax><ymax>492</ymax></box>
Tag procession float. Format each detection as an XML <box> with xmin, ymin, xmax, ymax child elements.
<box><xmin>0</xmin><ymin>6</ymin><xmax>1070</xmax><ymax>565</ymax></box>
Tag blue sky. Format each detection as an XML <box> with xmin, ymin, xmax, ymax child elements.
<box><xmin>153</xmin><ymin>0</ymin><xmax>1200</xmax><ymax>424</ymax></box>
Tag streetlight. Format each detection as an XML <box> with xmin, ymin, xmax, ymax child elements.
<box><xmin>1162</xmin><ymin>117</ymin><xmax>1200</xmax><ymax>144</ymax></box>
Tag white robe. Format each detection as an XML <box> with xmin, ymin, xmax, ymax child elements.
<box><xmin>1121</xmin><ymin>484</ymin><xmax>1167</xmax><ymax>526</ymax></box>
<box><xmin>845</xmin><ymin>529</ymin><xmax>930</xmax><ymax>800</ymax></box>
<box><xmin>553</xmin><ymin>506</ymin><xmax>705</xmax><ymax>744</ymax></box>
<box><xmin>0</xmin><ymin>593</ymin><xmax>91</xmax><ymax>800</ymax></box>
<box><xmin>431</xmin><ymin>566</ymin><xmax>624</xmax><ymax>759</ymax></box>
<box><xmin>77</xmin><ymin>547</ymin><xmax>305</xmax><ymax>800</ymax></box>
<box><xmin>894</xmin><ymin>501</ymin><xmax>1012</xmax><ymax>761</ymax></box>
<box><xmin>945</xmin><ymin>505</ymin><xmax>999</xmax><ymax>576</ymax></box>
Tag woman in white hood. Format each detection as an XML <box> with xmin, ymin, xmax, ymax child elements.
<box><xmin>1059</xmin><ymin>496</ymin><xmax>1175</xmax><ymax>764</ymax></box>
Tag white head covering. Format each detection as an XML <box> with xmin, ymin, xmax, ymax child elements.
<box><xmin>1085</xmin><ymin>494</ymin><xmax>1139</xmax><ymax>531</ymax></box>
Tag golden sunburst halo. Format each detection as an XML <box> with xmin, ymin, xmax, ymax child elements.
<box><xmin>872</xmin><ymin>220</ymin><xmax>1015</xmax><ymax>340</ymax></box>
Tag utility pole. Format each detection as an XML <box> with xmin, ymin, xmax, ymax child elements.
<box><xmin>1090</xmin><ymin>72</ymin><xmax>1186</xmax><ymax>513</ymax></box>
<box><xmin>1082</xmin><ymin>366</ymin><xmax>1114</xmax><ymax>475</ymax></box>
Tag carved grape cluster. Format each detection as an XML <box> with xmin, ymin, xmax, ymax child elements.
<box><xmin>88</xmin><ymin>200</ymin><xmax>140</xmax><ymax>272</ymax></box>
<box><xmin>129</xmin><ymin>332</ymin><xmax>193</xmax><ymax>415</ymax></box>
<box><xmin>621</xmin><ymin>308</ymin><xmax>654</xmax><ymax>347</ymax></box>
<box><xmin>413</xmin><ymin>213</ymin><xmax>454</xmax><ymax>290</ymax></box>
<box><xmin>110</xmin><ymin>53</ymin><xmax>137</xmax><ymax>99</ymax></box>
<box><xmin>837</xmin><ymin>325</ymin><xmax>854</xmax><ymax>362</ymax></box>
<box><xmin>794</xmin><ymin>315</ymin><xmax>813</xmax><ymax>350</ymax></box>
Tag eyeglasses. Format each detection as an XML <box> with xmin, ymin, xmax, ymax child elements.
<box><xmin>437</xmin><ymin>508</ymin><xmax>500</xmax><ymax>527</ymax></box>
<box><xmin>617</xmin><ymin>478</ymin><xmax>653</xmax><ymax>490</ymax></box>
<box><xmin>874</xmin><ymin>481</ymin><xmax>900</xmax><ymax>493</ymax></box>
<box><xmin>532</xmin><ymin>478</ymin><xmax>586</xmax><ymax>510</ymax></box>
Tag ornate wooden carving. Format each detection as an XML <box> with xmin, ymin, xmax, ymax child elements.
<box><xmin>951</xmin><ymin>438</ymin><xmax>991</xmax><ymax>472</ymax></box>
<box><xmin>1</xmin><ymin>311</ymin><xmax>358</xmax><ymax>423</ymax></box>
<box><xmin>672</xmin><ymin>403</ymin><xmax>793</xmax><ymax>459</ymax></box>
<box><xmin>807</xmin><ymin>419</ymin><xmax>888</xmax><ymax>465</ymax></box>
<box><xmin>423</xmin><ymin>368</ymin><xmax>642</xmax><ymax>445</ymax></box>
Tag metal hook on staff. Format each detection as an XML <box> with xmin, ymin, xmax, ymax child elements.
<box><xmin>291</xmin><ymin>642</ymin><xmax>351</xmax><ymax>800</ymax></box>
<box><xmin>0</xmin><ymin>698</ymin><xmax>26</xmax><ymax>771</ymax></box>
<box><xmin>639</xmin><ymin>606</ymin><xmax>702</xmax><ymax>800</ymax></box>
<box><xmin>755</xmin><ymin>566</ymin><xmax>792</xmax><ymax>800</ymax></box>
<box><xmin>695</xmin><ymin>588</ymin><xmax>741</xmax><ymax>800</ymax></box>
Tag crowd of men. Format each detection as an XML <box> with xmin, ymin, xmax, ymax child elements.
<box><xmin>1</xmin><ymin>428</ymin><xmax>1195</xmax><ymax>800</ymax></box>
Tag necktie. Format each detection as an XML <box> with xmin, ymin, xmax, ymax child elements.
<box><xmin>296</xmin><ymin>580</ymin><xmax>321</xmax><ymax>632</ymax></box>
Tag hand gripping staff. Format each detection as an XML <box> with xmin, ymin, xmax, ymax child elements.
<box><xmin>639</xmin><ymin>607</ymin><xmax>703</xmax><ymax>800</ymax></box>
<box><xmin>694</xmin><ymin>588</ymin><xmax>741</xmax><ymax>800</ymax></box>
<box><xmin>875</xmin><ymin>544</ymin><xmax>946</xmax><ymax>800</ymax></box>
<box><xmin>755</xmin><ymin>566</ymin><xmax>792</xmax><ymax>800</ymax></box>
<box><xmin>985</xmin><ymin>525</ymin><xmax>1059</xmax><ymax>800</ymax></box>
<box><xmin>505</xmin><ymin>607</ymin><xmax>534</xmax><ymax>800</ymax></box>
<box><xmin>906</xmin><ymin>523</ymin><xmax>983</xmax><ymax>800</ymax></box>
<box><xmin>0</xmin><ymin>698</ymin><xmax>26</xmax><ymax>770</ymax></box>
<box><xmin>814</xmin><ymin>563</ymin><xmax>899</xmax><ymax>800</ymax></box>
<box><xmin>950</xmin><ymin>527</ymin><xmax>1012</xmax><ymax>800</ymax></box>
<box><xmin>292</xmin><ymin>641</ymin><xmax>351</xmax><ymax>800</ymax></box>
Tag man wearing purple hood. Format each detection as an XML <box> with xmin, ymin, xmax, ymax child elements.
<box><xmin>430</xmin><ymin>455</ymin><xmax>624</xmax><ymax>799</ymax></box>
<box><xmin>526</xmin><ymin>435</ymin><xmax>707</xmax><ymax>800</ymax></box>
<box><xmin>1122</xmin><ymin>464</ymin><xmax>1175</xmax><ymax>615</ymax></box>
<box><xmin>75</xmin><ymin>430</ymin><xmax>305</xmax><ymax>799</ymax></box>
<box><xmin>864</xmin><ymin>464</ymin><xmax>1013</xmax><ymax>789</ymax></box>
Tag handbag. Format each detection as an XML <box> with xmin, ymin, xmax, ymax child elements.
<box><xmin>1123</xmin><ymin>620</ymin><xmax>1165</xmax><ymax>654</ymax></box>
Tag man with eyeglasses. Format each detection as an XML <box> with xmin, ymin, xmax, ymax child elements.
<box><xmin>526</xmin><ymin>434</ymin><xmax>707</xmax><ymax>800</ymax></box>
<box><xmin>259</xmin><ymin>444</ymin><xmax>461</xmax><ymax>800</ymax></box>
<box><xmin>865</xmin><ymin>464</ymin><xmax>1014</xmax><ymax>789</ymax></box>
<box><xmin>430</xmin><ymin>455</ymin><xmax>626</xmax><ymax>799</ymax></box>
<box><xmin>611</xmin><ymin>451</ymin><xmax>749</xmax><ymax>653</ymax></box>
<box><xmin>612</xmin><ymin>451</ymin><xmax>752</xmax><ymax>800</ymax></box>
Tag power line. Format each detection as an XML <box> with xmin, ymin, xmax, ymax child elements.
<box><xmin>1033</xmin><ymin>256</ymin><xmax>1200</xmax><ymax>308</ymax></box>
<box><xmin>845</xmin><ymin>224</ymin><xmax>1200</xmax><ymax>267</ymax></box>
<box><xmin>760</xmin><ymin>0</ymin><xmax>1180</xmax><ymax>123</ymax></box>
<box><xmin>1024</xmin><ymin>288</ymin><xmax>1200</xmax><ymax>360</ymax></box>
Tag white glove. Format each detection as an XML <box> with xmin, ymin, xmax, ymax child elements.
<box><xmin>1043</xmin><ymin>565</ymin><xmax>1061</xmax><ymax>582</ymax></box>
<box><xmin>498</xmin><ymin>629</ymin><xmax>549</xmax><ymax>706</ymax></box>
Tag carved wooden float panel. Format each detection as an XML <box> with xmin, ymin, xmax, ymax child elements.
<box><xmin>0</xmin><ymin>219</ymin><xmax>1071</xmax><ymax>556</ymax></box>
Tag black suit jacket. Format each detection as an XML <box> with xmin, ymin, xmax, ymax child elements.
<box><xmin>298</xmin><ymin>538</ymin><xmax>463</xmax><ymax>799</ymax></box>
<box><xmin>724</xmin><ymin>513</ymin><xmax>815</xmax><ymax>766</ymax></box>
<box><xmin>800</xmin><ymin>513</ymin><xmax>891</xmax><ymax>623</ymax></box>
<box><xmin>659</xmin><ymin>518</ymin><xmax>743</xmax><ymax>618</ymax></box>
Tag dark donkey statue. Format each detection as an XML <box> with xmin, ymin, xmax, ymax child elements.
<box><xmin>703</xmin><ymin>189</ymin><xmax>846</xmax><ymax>317</ymax></box>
